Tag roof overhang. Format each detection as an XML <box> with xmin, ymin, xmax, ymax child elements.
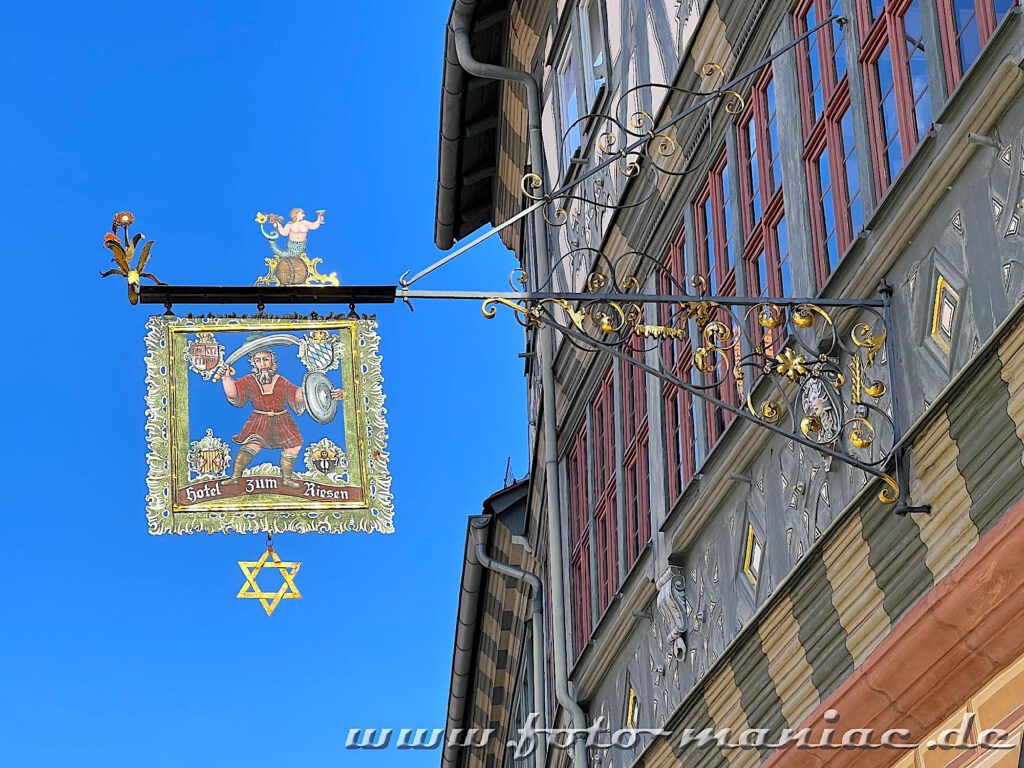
<box><xmin>434</xmin><ymin>0</ymin><xmax>510</xmax><ymax>250</ymax></box>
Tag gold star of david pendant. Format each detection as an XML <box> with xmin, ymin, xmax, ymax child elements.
<box><xmin>237</xmin><ymin>546</ymin><xmax>302</xmax><ymax>616</ymax></box>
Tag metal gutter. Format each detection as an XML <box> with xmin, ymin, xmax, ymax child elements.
<box><xmin>441</xmin><ymin>514</ymin><xmax>488</xmax><ymax>768</ymax></box>
<box><xmin>435</xmin><ymin>8</ymin><xmax>469</xmax><ymax>249</ymax></box>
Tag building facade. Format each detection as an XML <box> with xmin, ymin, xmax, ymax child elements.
<box><xmin>436</xmin><ymin>1</ymin><xmax>1024</xmax><ymax>767</ymax></box>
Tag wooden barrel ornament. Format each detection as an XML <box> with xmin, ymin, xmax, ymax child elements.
<box><xmin>276</xmin><ymin>256</ymin><xmax>309</xmax><ymax>285</ymax></box>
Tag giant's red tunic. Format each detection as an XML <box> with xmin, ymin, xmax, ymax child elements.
<box><xmin>229</xmin><ymin>374</ymin><xmax>304</xmax><ymax>449</ymax></box>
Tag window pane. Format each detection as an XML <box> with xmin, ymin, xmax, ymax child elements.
<box><xmin>746</xmin><ymin>119</ymin><xmax>762</xmax><ymax>226</ymax></box>
<box><xmin>874</xmin><ymin>47</ymin><xmax>904</xmax><ymax>184</ymax></box>
<box><xmin>689</xmin><ymin>369</ymin><xmax>703</xmax><ymax>467</ymax></box>
<box><xmin>721</xmin><ymin>164</ymin><xmax>734</xmax><ymax>275</ymax></box>
<box><xmin>994</xmin><ymin>0</ymin><xmax>1013</xmax><ymax>23</ymax></box>
<box><xmin>830</xmin><ymin>0</ymin><xmax>847</xmax><ymax>82</ymax></box>
<box><xmin>840</xmin><ymin>109</ymin><xmax>863</xmax><ymax>236</ymax></box>
<box><xmin>951</xmin><ymin>0</ymin><xmax>981</xmax><ymax>75</ymax></box>
<box><xmin>560</xmin><ymin>55</ymin><xmax>581</xmax><ymax>164</ymax></box>
<box><xmin>902</xmin><ymin>2</ymin><xmax>932</xmax><ymax>141</ymax></box>
<box><xmin>755</xmin><ymin>249</ymin><xmax>769</xmax><ymax>296</ymax></box>
<box><xmin>766</xmin><ymin>79</ymin><xmax>781</xmax><ymax>192</ymax></box>
<box><xmin>586</xmin><ymin>1</ymin><xmax>607</xmax><ymax>94</ymax></box>
<box><xmin>805</xmin><ymin>5</ymin><xmax>824</xmax><ymax>122</ymax></box>
<box><xmin>702</xmin><ymin>196</ymin><xmax>716</xmax><ymax>291</ymax></box>
<box><xmin>775</xmin><ymin>215</ymin><xmax>792</xmax><ymax>296</ymax></box>
<box><xmin>817</xmin><ymin>146</ymin><xmax>840</xmax><ymax>273</ymax></box>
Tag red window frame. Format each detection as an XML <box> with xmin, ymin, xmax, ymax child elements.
<box><xmin>937</xmin><ymin>0</ymin><xmax>1015</xmax><ymax>90</ymax></box>
<box><xmin>594</xmin><ymin>490</ymin><xmax>618</xmax><ymax>614</ymax></box>
<box><xmin>622</xmin><ymin>346</ymin><xmax>650</xmax><ymax>568</ymax></box>
<box><xmin>570</xmin><ymin>537</ymin><xmax>591</xmax><ymax>658</ymax></box>
<box><xmin>795</xmin><ymin>0</ymin><xmax>848</xmax><ymax>137</ymax></box>
<box><xmin>663</xmin><ymin>348</ymin><xmax>701</xmax><ymax>503</ymax></box>
<box><xmin>738</xmin><ymin>68</ymin><xmax>791</xmax><ymax>359</ymax></box>
<box><xmin>858</xmin><ymin>0</ymin><xmax>933</xmax><ymax>197</ymax></box>
<box><xmin>796</xmin><ymin>0</ymin><xmax>864</xmax><ymax>285</ymax></box>
<box><xmin>660</xmin><ymin>228</ymin><xmax>689</xmax><ymax>372</ymax></box>
<box><xmin>567</xmin><ymin>427</ymin><xmax>591</xmax><ymax>657</ymax></box>
<box><xmin>592</xmin><ymin>370</ymin><xmax>618</xmax><ymax>615</ymax></box>
<box><xmin>567</xmin><ymin>368</ymin><xmax>620</xmax><ymax>656</ymax></box>
<box><xmin>660</xmin><ymin>230</ymin><xmax>703</xmax><ymax>505</ymax></box>
<box><xmin>695</xmin><ymin>151</ymin><xmax>739</xmax><ymax>445</ymax></box>
<box><xmin>695</xmin><ymin>152</ymin><xmax>736</xmax><ymax>297</ymax></box>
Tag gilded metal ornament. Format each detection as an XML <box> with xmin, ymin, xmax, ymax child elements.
<box><xmin>237</xmin><ymin>545</ymin><xmax>302</xmax><ymax>616</ymax></box>
<box><xmin>99</xmin><ymin>211</ymin><xmax>166</xmax><ymax>304</ymax></box>
<box><xmin>481</xmin><ymin>247</ymin><xmax>901</xmax><ymax>505</ymax></box>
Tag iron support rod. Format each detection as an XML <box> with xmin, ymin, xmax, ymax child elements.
<box><xmin>399</xmin><ymin>17</ymin><xmax>842</xmax><ymax>294</ymax></box>
<box><xmin>399</xmin><ymin>201</ymin><xmax>542</xmax><ymax>288</ymax></box>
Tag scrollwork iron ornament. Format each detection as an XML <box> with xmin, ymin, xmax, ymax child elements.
<box><xmin>482</xmin><ymin>247</ymin><xmax>900</xmax><ymax>505</ymax></box>
<box><xmin>509</xmin><ymin>18</ymin><xmax>844</xmax><ymax>243</ymax></box>
<box><xmin>521</xmin><ymin>69</ymin><xmax>744</xmax><ymax>231</ymax></box>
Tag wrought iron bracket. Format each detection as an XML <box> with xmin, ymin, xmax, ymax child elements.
<box><xmin>478</xmin><ymin>264</ymin><xmax>922</xmax><ymax>511</ymax></box>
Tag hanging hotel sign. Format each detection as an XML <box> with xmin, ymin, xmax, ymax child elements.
<box><xmin>144</xmin><ymin>314</ymin><xmax>393</xmax><ymax>535</ymax></box>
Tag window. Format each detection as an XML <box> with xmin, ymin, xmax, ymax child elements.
<box><xmin>555</xmin><ymin>1</ymin><xmax>608</xmax><ymax>172</ymax></box>
<box><xmin>738</xmin><ymin>70</ymin><xmax>790</xmax><ymax>356</ymax></box>
<box><xmin>859</xmin><ymin>0</ymin><xmax>933</xmax><ymax>196</ymax></box>
<box><xmin>938</xmin><ymin>0</ymin><xmax>1015</xmax><ymax>89</ymax></box>
<box><xmin>695</xmin><ymin>151</ymin><xmax>739</xmax><ymax>445</ymax></box>
<box><xmin>581</xmin><ymin>0</ymin><xmax>608</xmax><ymax>102</ymax></box>
<box><xmin>664</xmin><ymin>361</ymin><xmax>703</xmax><ymax>503</ymax></box>
<box><xmin>622</xmin><ymin>346</ymin><xmax>650</xmax><ymax>568</ymax></box>
<box><xmin>660</xmin><ymin>229</ymin><xmax>704</xmax><ymax>505</ymax></box>
<box><xmin>592</xmin><ymin>371</ymin><xmax>618</xmax><ymax>615</ymax></box>
<box><xmin>696</xmin><ymin>151</ymin><xmax>736</xmax><ymax>296</ymax></box>
<box><xmin>510</xmin><ymin>653</ymin><xmax>535</xmax><ymax>768</ymax></box>
<box><xmin>558</xmin><ymin>46</ymin><xmax>583</xmax><ymax>168</ymax></box>
<box><xmin>567</xmin><ymin>428</ymin><xmax>591</xmax><ymax>657</ymax></box>
<box><xmin>796</xmin><ymin>0</ymin><xmax>863</xmax><ymax>284</ymax></box>
<box><xmin>566</xmin><ymin>367</ymin><xmax>619</xmax><ymax>657</ymax></box>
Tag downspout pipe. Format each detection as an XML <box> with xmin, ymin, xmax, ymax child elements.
<box><xmin>470</xmin><ymin>521</ymin><xmax>546</xmax><ymax>768</ymax></box>
<box><xmin>449</xmin><ymin>7</ymin><xmax>589</xmax><ymax>768</ymax></box>
<box><xmin>443</xmin><ymin>516</ymin><xmax>488</xmax><ymax>768</ymax></box>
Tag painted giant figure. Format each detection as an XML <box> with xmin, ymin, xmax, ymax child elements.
<box><xmin>218</xmin><ymin>349</ymin><xmax>343</xmax><ymax>488</ymax></box>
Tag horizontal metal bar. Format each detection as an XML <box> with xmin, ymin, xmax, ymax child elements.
<box><xmin>402</xmin><ymin>289</ymin><xmax>884</xmax><ymax>307</ymax></box>
<box><xmin>137</xmin><ymin>284</ymin><xmax>884</xmax><ymax>309</ymax></box>
<box><xmin>139</xmin><ymin>285</ymin><xmax>399</xmax><ymax>305</ymax></box>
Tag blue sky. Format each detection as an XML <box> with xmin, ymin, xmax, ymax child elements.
<box><xmin>1</xmin><ymin>2</ymin><xmax>527</xmax><ymax>765</ymax></box>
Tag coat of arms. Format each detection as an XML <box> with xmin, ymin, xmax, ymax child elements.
<box><xmin>187</xmin><ymin>428</ymin><xmax>231</xmax><ymax>480</ymax></box>
<box><xmin>304</xmin><ymin>438</ymin><xmax>348</xmax><ymax>480</ymax></box>
<box><xmin>184</xmin><ymin>332</ymin><xmax>224</xmax><ymax>380</ymax></box>
<box><xmin>298</xmin><ymin>330</ymin><xmax>343</xmax><ymax>372</ymax></box>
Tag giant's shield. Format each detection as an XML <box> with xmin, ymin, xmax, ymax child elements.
<box><xmin>303</xmin><ymin>371</ymin><xmax>338</xmax><ymax>424</ymax></box>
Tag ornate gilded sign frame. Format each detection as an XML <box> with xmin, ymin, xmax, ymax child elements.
<box><xmin>144</xmin><ymin>314</ymin><xmax>392</xmax><ymax>535</ymax></box>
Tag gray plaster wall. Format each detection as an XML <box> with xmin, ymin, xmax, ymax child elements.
<box><xmin>565</xmin><ymin>2</ymin><xmax>1024</xmax><ymax>750</ymax></box>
